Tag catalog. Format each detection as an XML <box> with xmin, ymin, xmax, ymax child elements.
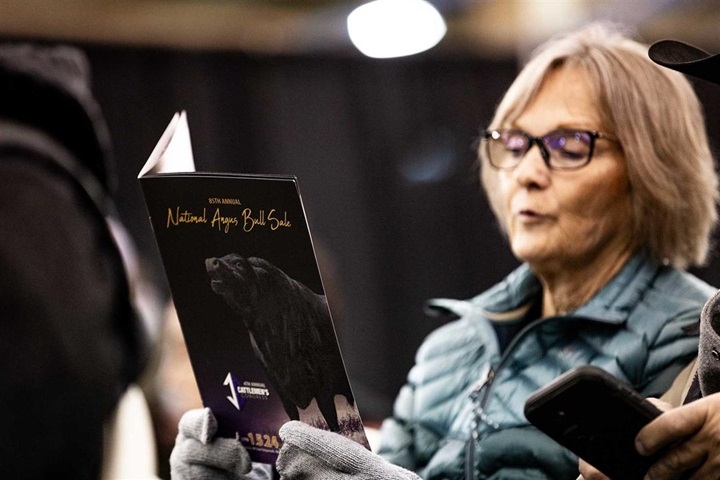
<box><xmin>138</xmin><ymin>111</ymin><xmax>369</xmax><ymax>464</ymax></box>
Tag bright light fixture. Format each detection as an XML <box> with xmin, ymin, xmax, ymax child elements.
<box><xmin>347</xmin><ymin>0</ymin><xmax>447</xmax><ymax>59</ymax></box>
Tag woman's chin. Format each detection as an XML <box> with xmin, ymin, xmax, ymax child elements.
<box><xmin>510</xmin><ymin>242</ymin><xmax>552</xmax><ymax>265</ymax></box>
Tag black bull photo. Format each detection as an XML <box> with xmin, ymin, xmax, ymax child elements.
<box><xmin>205</xmin><ymin>253</ymin><xmax>355</xmax><ymax>432</ymax></box>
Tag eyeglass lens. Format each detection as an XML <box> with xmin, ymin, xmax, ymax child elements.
<box><xmin>487</xmin><ymin>130</ymin><xmax>594</xmax><ymax>170</ymax></box>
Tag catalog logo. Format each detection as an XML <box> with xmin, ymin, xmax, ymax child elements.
<box><xmin>224</xmin><ymin>372</ymin><xmax>270</xmax><ymax>410</ymax></box>
<box><xmin>223</xmin><ymin>372</ymin><xmax>247</xmax><ymax>411</ymax></box>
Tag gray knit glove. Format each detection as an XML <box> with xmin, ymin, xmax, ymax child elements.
<box><xmin>170</xmin><ymin>407</ymin><xmax>252</xmax><ymax>480</ymax></box>
<box><xmin>277</xmin><ymin>421</ymin><xmax>420</xmax><ymax>480</ymax></box>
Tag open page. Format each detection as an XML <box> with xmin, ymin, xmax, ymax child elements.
<box><xmin>138</xmin><ymin>110</ymin><xmax>195</xmax><ymax>177</ymax></box>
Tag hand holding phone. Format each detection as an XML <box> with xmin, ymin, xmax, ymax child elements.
<box><xmin>524</xmin><ymin>366</ymin><xmax>662</xmax><ymax>480</ymax></box>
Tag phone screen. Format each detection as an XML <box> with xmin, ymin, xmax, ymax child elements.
<box><xmin>524</xmin><ymin>366</ymin><xmax>662</xmax><ymax>480</ymax></box>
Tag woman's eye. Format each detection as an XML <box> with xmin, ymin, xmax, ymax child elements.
<box><xmin>504</xmin><ymin>137</ymin><xmax>526</xmax><ymax>156</ymax></box>
<box><xmin>558</xmin><ymin>149</ymin><xmax>586</xmax><ymax>160</ymax></box>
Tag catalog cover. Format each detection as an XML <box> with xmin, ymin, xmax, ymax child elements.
<box><xmin>139</xmin><ymin>112</ymin><xmax>369</xmax><ymax>464</ymax></box>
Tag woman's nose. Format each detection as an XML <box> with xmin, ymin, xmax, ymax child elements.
<box><xmin>512</xmin><ymin>143</ymin><xmax>551</xmax><ymax>188</ymax></box>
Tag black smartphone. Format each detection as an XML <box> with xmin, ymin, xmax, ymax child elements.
<box><xmin>524</xmin><ymin>365</ymin><xmax>663</xmax><ymax>480</ymax></box>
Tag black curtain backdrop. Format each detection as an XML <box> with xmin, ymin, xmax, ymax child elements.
<box><xmin>9</xmin><ymin>39</ymin><xmax>720</xmax><ymax>421</ymax></box>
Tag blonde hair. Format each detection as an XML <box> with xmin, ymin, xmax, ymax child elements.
<box><xmin>480</xmin><ymin>22</ymin><xmax>718</xmax><ymax>268</ymax></box>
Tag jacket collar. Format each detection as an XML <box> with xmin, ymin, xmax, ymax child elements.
<box><xmin>473</xmin><ymin>251</ymin><xmax>661</xmax><ymax>325</ymax></box>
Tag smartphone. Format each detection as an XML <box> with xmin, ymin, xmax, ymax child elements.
<box><xmin>524</xmin><ymin>365</ymin><xmax>663</xmax><ymax>480</ymax></box>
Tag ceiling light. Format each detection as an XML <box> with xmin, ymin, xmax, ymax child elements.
<box><xmin>347</xmin><ymin>0</ymin><xmax>447</xmax><ymax>59</ymax></box>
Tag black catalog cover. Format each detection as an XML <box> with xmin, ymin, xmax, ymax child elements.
<box><xmin>138</xmin><ymin>111</ymin><xmax>369</xmax><ymax>464</ymax></box>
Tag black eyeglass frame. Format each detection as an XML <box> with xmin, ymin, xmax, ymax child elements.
<box><xmin>481</xmin><ymin>128</ymin><xmax>618</xmax><ymax>171</ymax></box>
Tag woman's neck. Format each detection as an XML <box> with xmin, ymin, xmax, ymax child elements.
<box><xmin>538</xmin><ymin>248</ymin><xmax>634</xmax><ymax>318</ymax></box>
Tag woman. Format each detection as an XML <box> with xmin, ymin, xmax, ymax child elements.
<box><xmin>171</xmin><ymin>23</ymin><xmax>718</xmax><ymax>480</ymax></box>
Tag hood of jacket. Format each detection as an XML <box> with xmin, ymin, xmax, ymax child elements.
<box><xmin>0</xmin><ymin>43</ymin><xmax>115</xmax><ymax>193</ymax></box>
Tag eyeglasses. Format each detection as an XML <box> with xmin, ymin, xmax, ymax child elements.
<box><xmin>481</xmin><ymin>128</ymin><xmax>618</xmax><ymax>171</ymax></box>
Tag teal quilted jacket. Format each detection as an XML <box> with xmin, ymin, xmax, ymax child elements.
<box><xmin>377</xmin><ymin>253</ymin><xmax>715</xmax><ymax>479</ymax></box>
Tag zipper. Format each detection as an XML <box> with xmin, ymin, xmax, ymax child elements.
<box><xmin>465</xmin><ymin>361</ymin><xmax>500</xmax><ymax>480</ymax></box>
<box><xmin>465</xmin><ymin>314</ymin><xmax>596</xmax><ymax>479</ymax></box>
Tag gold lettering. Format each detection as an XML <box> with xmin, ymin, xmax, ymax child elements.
<box><xmin>166</xmin><ymin>207</ymin><xmax>207</xmax><ymax>228</ymax></box>
<box><xmin>268</xmin><ymin>209</ymin><xmax>291</xmax><ymax>230</ymax></box>
<box><xmin>242</xmin><ymin>208</ymin><xmax>267</xmax><ymax>232</ymax></box>
<box><xmin>211</xmin><ymin>208</ymin><xmax>239</xmax><ymax>233</ymax></box>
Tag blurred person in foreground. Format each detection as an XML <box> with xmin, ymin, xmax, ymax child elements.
<box><xmin>169</xmin><ymin>22</ymin><xmax>719</xmax><ymax>479</ymax></box>
<box><xmin>578</xmin><ymin>38</ymin><xmax>720</xmax><ymax>480</ymax></box>
<box><xmin>0</xmin><ymin>44</ymin><xmax>153</xmax><ymax>478</ymax></box>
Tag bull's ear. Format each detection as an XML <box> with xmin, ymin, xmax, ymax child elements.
<box><xmin>248</xmin><ymin>258</ymin><xmax>280</xmax><ymax>280</ymax></box>
<box><xmin>248</xmin><ymin>257</ymin><xmax>274</xmax><ymax>269</ymax></box>
<box><xmin>252</xmin><ymin>267</ymin><xmax>269</xmax><ymax>279</ymax></box>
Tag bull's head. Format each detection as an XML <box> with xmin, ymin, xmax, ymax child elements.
<box><xmin>205</xmin><ymin>253</ymin><xmax>259</xmax><ymax>315</ymax></box>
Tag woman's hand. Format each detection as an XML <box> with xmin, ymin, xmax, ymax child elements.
<box><xmin>277</xmin><ymin>421</ymin><xmax>420</xmax><ymax>480</ymax></box>
<box><xmin>170</xmin><ymin>408</ymin><xmax>252</xmax><ymax>480</ymax></box>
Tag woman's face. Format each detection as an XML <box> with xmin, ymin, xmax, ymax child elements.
<box><xmin>496</xmin><ymin>66</ymin><xmax>633</xmax><ymax>272</ymax></box>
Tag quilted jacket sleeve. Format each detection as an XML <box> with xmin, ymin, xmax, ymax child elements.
<box><xmin>632</xmin><ymin>270</ymin><xmax>715</xmax><ymax>397</ymax></box>
<box><xmin>376</xmin><ymin>384</ymin><xmax>418</xmax><ymax>470</ymax></box>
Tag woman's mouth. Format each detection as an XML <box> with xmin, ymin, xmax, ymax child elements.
<box><xmin>517</xmin><ymin>209</ymin><xmax>550</xmax><ymax>223</ymax></box>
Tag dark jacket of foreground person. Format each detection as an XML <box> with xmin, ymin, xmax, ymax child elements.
<box><xmin>0</xmin><ymin>44</ymin><xmax>148</xmax><ymax>478</ymax></box>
